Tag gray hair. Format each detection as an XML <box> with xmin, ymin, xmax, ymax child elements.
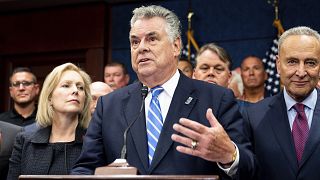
<box><xmin>130</xmin><ymin>5</ymin><xmax>182</xmax><ymax>45</ymax></box>
<box><xmin>278</xmin><ymin>26</ymin><xmax>320</xmax><ymax>51</ymax></box>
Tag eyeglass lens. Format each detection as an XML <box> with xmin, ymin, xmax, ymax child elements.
<box><xmin>11</xmin><ymin>81</ymin><xmax>34</xmax><ymax>87</ymax></box>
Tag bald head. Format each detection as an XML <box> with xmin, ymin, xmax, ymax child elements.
<box><xmin>90</xmin><ymin>81</ymin><xmax>113</xmax><ymax>114</ymax></box>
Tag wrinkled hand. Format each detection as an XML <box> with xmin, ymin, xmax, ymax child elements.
<box><xmin>171</xmin><ymin>108</ymin><xmax>235</xmax><ymax>164</ymax></box>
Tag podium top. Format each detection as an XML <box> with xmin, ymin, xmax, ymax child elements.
<box><xmin>19</xmin><ymin>175</ymin><xmax>219</xmax><ymax>180</ymax></box>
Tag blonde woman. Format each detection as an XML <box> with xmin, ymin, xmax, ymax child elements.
<box><xmin>8</xmin><ymin>63</ymin><xmax>91</xmax><ymax>179</ymax></box>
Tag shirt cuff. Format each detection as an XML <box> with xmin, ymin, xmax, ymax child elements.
<box><xmin>217</xmin><ymin>141</ymin><xmax>239</xmax><ymax>177</ymax></box>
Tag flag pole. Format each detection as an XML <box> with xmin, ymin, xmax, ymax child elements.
<box><xmin>186</xmin><ymin>9</ymin><xmax>199</xmax><ymax>61</ymax></box>
<box><xmin>263</xmin><ymin>0</ymin><xmax>284</xmax><ymax>96</ymax></box>
<box><xmin>272</xmin><ymin>0</ymin><xmax>284</xmax><ymax>37</ymax></box>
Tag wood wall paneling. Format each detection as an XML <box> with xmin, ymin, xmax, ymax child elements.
<box><xmin>0</xmin><ymin>2</ymin><xmax>111</xmax><ymax>112</ymax></box>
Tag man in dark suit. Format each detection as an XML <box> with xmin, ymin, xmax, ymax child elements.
<box><xmin>244</xmin><ymin>26</ymin><xmax>320</xmax><ymax>180</ymax></box>
<box><xmin>72</xmin><ymin>5</ymin><xmax>255</xmax><ymax>179</ymax></box>
<box><xmin>0</xmin><ymin>121</ymin><xmax>22</xmax><ymax>179</ymax></box>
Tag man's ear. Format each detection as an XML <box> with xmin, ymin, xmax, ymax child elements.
<box><xmin>173</xmin><ymin>37</ymin><xmax>182</xmax><ymax>58</ymax></box>
<box><xmin>125</xmin><ymin>74</ymin><xmax>130</xmax><ymax>85</ymax></box>
<box><xmin>192</xmin><ymin>69</ymin><xmax>197</xmax><ymax>79</ymax></box>
<box><xmin>276</xmin><ymin>55</ymin><xmax>281</xmax><ymax>76</ymax></box>
<box><xmin>9</xmin><ymin>86</ymin><xmax>14</xmax><ymax>97</ymax></box>
<box><xmin>264</xmin><ymin>71</ymin><xmax>268</xmax><ymax>81</ymax></box>
<box><xmin>34</xmin><ymin>84</ymin><xmax>40</xmax><ymax>95</ymax></box>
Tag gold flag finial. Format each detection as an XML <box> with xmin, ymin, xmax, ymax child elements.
<box><xmin>186</xmin><ymin>11</ymin><xmax>199</xmax><ymax>61</ymax></box>
<box><xmin>269</xmin><ymin>0</ymin><xmax>284</xmax><ymax>37</ymax></box>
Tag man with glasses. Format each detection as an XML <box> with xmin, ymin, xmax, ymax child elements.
<box><xmin>0</xmin><ymin>67</ymin><xmax>40</xmax><ymax>126</ymax></box>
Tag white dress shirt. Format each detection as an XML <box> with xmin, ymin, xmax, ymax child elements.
<box><xmin>283</xmin><ymin>87</ymin><xmax>317</xmax><ymax>130</ymax></box>
<box><xmin>144</xmin><ymin>69</ymin><xmax>180</xmax><ymax>122</ymax></box>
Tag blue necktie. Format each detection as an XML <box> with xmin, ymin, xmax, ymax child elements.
<box><xmin>147</xmin><ymin>86</ymin><xmax>164</xmax><ymax>165</ymax></box>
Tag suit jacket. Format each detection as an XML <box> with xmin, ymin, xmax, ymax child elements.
<box><xmin>244</xmin><ymin>89</ymin><xmax>320</xmax><ymax>180</ymax></box>
<box><xmin>0</xmin><ymin>121</ymin><xmax>22</xmax><ymax>179</ymax></box>
<box><xmin>7</xmin><ymin>125</ymin><xmax>86</xmax><ymax>180</ymax></box>
<box><xmin>72</xmin><ymin>73</ymin><xmax>255</xmax><ymax>179</ymax></box>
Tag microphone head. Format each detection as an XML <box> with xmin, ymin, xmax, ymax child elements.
<box><xmin>141</xmin><ymin>86</ymin><xmax>148</xmax><ymax>99</ymax></box>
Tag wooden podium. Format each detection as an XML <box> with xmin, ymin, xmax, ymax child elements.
<box><xmin>19</xmin><ymin>175</ymin><xmax>219</xmax><ymax>180</ymax></box>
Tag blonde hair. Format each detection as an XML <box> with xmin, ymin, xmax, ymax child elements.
<box><xmin>36</xmin><ymin>63</ymin><xmax>92</xmax><ymax>128</ymax></box>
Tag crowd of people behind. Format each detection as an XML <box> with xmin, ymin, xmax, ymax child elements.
<box><xmin>1</xmin><ymin>4</ymin><xmax>320</xmax><ymax>180</ymax></box>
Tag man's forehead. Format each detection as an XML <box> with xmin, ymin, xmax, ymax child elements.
<box><xmin>198</xmin><ymin>53</ymin><xmax>227</xmax><ymax>65</ymax></box>
<box><xmin>105</xmin><ymin>66</ymin><xmax>124</xmax><ymax>73</ymax></box>
<box><xmin>130</xmin><ymin>31</ymin><xmax>159</xmax><ymax>40</ymax></box>
<box><xmin>243</xmin><ymin>59</ymin><xmax>263</xmax><ymax>66</ymax></box>
<box><xmin>11</xmin><ymin>72</ymin><xmax>33</xmax><ymax>80</ymax></box>
<box><xmin>198</xmin><ymin>60</ymin><xmax>228</xmax><ymax>67</ymax></box>
<box><xmin>130</xmin><ymin>17</ymin><xmax>166</xmax><ymax>36</ymax></box>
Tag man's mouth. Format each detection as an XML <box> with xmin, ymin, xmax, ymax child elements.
<box><xmin>207</xmin><ymin>79</ymin><xmax>216</xmax><ymax>84</ymax></box>
<box><xmin>138</xmin><ymin>58</ymin><xmax>151</xmax><ymax>63</ymax></box>
<box><xmin>293</xmin><ymin>81</ymin><xmax>308</xmax><ymax>86</ymax></box>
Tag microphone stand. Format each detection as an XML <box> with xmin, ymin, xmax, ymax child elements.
<box><xmin>95</xmin><ymin>85</ymin><xmax>148</xmax><ymax>175</ymax></box>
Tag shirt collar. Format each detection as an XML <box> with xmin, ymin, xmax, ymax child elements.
<box><xmin>284</xmin><ymin>87</ymin><xmax>317</xmax><ymax>111</ymax></box>
<box><xmin>10</xmin><ymin>107</ymin><xmax>37</xmax><ymax>119</ymax></box>
<box><xmin>160</xmin><ymin>69</ymin><xmax>180</xmax><ymax>98</ymax></box>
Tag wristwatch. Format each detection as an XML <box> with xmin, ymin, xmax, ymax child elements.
<box><xmin>231</xmin><ymin>148</ymin><xmax>237</xmax><ymax>162</ymax></box>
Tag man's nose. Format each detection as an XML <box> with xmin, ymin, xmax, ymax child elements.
<box><xmin>249</xmin><ymin>68</ymin><xmax>254</xmax><ymax>75</ymax></box>
<box><xmin>108</xmin><ymin>75</ymin><xmax>115</xmax><ymax>81</ymax></box>
<box><xmin>138</xmin><ymin>39</ymin><xmax>150</xmax><ymax>53</ymax></box>
<box><xmin>18</xmin><ymin>84</ymin><xmax>26</xmax><ymax>90</ymax></box>
<box><xmin>296</xmin><ymin>63</ymin><xmax>307</xmax><ymax>77</ymax></box>
<box><xmin>208</xmin><ymin>67</ymin><xmax>216</xmax><ymax>76</ymax></box>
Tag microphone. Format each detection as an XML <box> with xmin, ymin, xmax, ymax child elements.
<box><xmin>120</xmin><ymin>85</ymin><xmax>148</xmax><ymax>159</ymax></box>
<box><xmin>94</xmin><ymin>85</ymin><xmax>148</xmax><ymax>175</ymax></box>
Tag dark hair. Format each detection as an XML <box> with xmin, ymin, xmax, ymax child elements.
<box><xmin>10</xmin><ymin>67</ymin><xmax>37</xmax><ymax>83</ymax></box>
<box><xmin>179</xmin><ymin>58</ymin><xmax>194</xmax><ymax>68</ymax></box>
<box><xmin>105</xmin><ymin>62</ymin><xmax>128</xmax><ymax>75</ymax></box>
<box><xmin>241</xmin><ymin>55</ymin><xmax>265</xmax><ymax>70</ymax></box>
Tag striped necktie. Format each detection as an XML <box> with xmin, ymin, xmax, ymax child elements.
<box><xmin>147</xmin><ymin>86</ymin><xmax>164</xmax><ymax>165</ymax></box>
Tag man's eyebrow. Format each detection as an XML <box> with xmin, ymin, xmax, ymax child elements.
<box><xmin>146</xmin><ymin>32</ymin><xmax>157</xmax><ymax>36</ymax></box>
<box><xmin>130</xmin><ymin>35</ymin><xmax>138</xmax><ymax>39</ymax></box>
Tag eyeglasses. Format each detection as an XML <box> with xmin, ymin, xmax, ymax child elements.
<box><xmin>11</xmin><ymin>81</ymin><xmax>35</xmax><ymax>88</ymax></box>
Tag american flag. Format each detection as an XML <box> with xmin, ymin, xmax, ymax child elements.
<box><xmin>181</xmin><ymin>44</ymin><xmax>196</xmax><ymax>66</ymax></box>
<box><xmin>262</xmin><ymin>38</ymin><xmax>281</xmax><ymax>96</ymax></box>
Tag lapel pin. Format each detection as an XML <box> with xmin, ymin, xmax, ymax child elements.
<box><xmin>185</xmin><ymin>97</ymin><xmax>193</xmax><ymax>105</ymax></box>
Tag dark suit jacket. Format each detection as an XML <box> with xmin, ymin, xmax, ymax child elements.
<box><xmin>72</xmin><ymin>73</ymin><xmax>255</xmax><ymax>179</ymax></box>
<box><xmin>244</xmin><ymin>89</ymin><xmax>320</xmax><ymax>180</ymax></box>
<box><xmin>7</xmin><ymin>126</ymin><xmax>86</xmax><ymax>180</ymax></box>
<box><xmin>0</xmin><ymin>121</ymin><xmax>22</xmax><ymax>179</ymax></box>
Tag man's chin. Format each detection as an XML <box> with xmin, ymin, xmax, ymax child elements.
<box><xmin>107</xmin><ymin>83</ymin><xmax>116</xmax><ymax>89</ymax></box>
<box><xmin>16</xmin><ymin>100</ymin><xmax>33</xmax><ymax>107</ymax></box>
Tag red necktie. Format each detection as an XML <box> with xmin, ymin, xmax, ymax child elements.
<box><xmin>292</xmin><ymin>103</ymin><xmax>309</xmax><ymax>164</ymax></box>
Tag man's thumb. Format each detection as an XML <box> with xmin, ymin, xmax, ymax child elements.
<box><xmin>206</xmin><ymin>108</ymin><xmax>219</xmax><ymax>127</ymax></box>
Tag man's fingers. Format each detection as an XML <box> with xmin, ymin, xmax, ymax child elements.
<box><xmin>171</xmin><ymin>133</ymin><xmax>193</xmax><ymax>148</ymax></box>
<box><xmin>206</xmin><ymin>108</ymin><xmax>220</xmax><ymax>127</ymax></box>
<box><xmin>172</xmin><ymin>134</ymin><xmax>201</xmax><ymax>157</ymax></box>
<box><xmin>176</xmin><ymin>145</ymin><xmax>201</xmax><ymax>157</ymax></box>
<box><xmin>172</xmin><ymin>123</ymin><xmax>199</xmax><ymax>140</ymax></box>
<box><xmin>178</xmin><ymin>118</ymin><xmax>205</xmax><ymax>134</ymax></box>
